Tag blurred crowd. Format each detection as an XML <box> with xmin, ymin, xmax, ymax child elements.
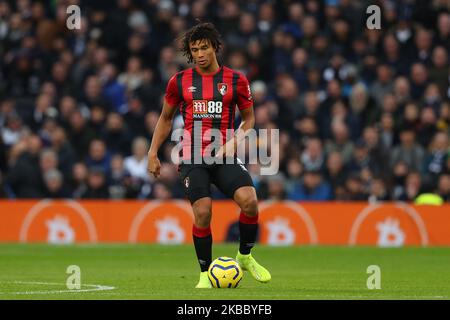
<box><xmin>0</xmin><ymin>0</ymin><xmax>449</xmax><ymax>202</ymax></box>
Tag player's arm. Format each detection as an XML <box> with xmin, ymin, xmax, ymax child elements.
<box><xmin>147</xmin><ymin>100</ymin><xmax>178</xmax><ymax>178</ymax></box>
<box><xmin>234</xmin><ymin>106</ymin><xmax>255</xmax><ymax>144</ymax></box>
<box><xmin>216</xmin><ymin>106</ymin><xmax>255</xmax><ymax>158</ymax></box>
<box><xmin>220</xmin><ymin>74</ymin><xmax>255</xmax><ymax>157</ymax></box>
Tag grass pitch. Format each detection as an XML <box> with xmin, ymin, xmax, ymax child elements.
<box><xmin>0</xmin><ymin>244</ymin><xmax>449</xmax><ymax>300</ymax></box>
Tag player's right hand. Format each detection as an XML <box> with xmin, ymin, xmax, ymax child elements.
<box><xmin>147</xmin><ymin>154</ymin><xmax>161</xmax><ymax>178</ymax></box>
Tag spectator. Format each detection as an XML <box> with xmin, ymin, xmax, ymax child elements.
<box><xmin>0</xmin><ymin>99</ymin><xmax>16</xmax><ymax>129</ymax></box>
<box><xmin>135</xmin><ymin>68</ymin><xmax>162</xmax><ymax>111</ymax></box>
<box><xmin>423</xmin><ymin>83</ymin><xmax>443</xmax><ymax>115</ymax></box>
<box><xmin>124</xmin><ymin>95</ymin><xmax>147</xmax><ymax>137</ymax></box>
<box><xmin>437</xmin><ymin>174</ymin><xmax>450</xmax><ymax>201</ymax></box>
<box><xmin>50</xmin><ymin>126</ymin><xmax>75</xmax><ymax>176</ymax></box>
<box><xmin>89</xmin><ymin>105</ymin><xmax>107</xmax><ymax>137</ymax></box>
<box><xmin>1</xmin><ymin>113</ymin><xmax>27</xmax><ymax>147</ymax></box>
<box><xmin>124</xmin><ymin>136</ymin><xmax>149</xmax><ymax>182</ymax></box>
<box><xmin>437</xmin><ymin>102</ymin><xmax>450</xmax><ymax>132</ymax></box>
<box><xmin>347</xmin><ymin>139</ymin><xmax>379</xmax><ymax>176</ymax></box>
<box><xmin>275</xmin><ymin>74</ymin><xmax>302</xmax><ymax>128</ymax></box>
<box><xmin>417</xmin><ymin>107</ymin><xmax>438</xmax><ymax>148</ymax></box>
<box><xmin>301</xmin><ymin>137</ymin><xmax>325</xmax><ymax>172</ymax></box>
<box><xmin>435</xmin><ymin>13</ymin><xmax>450</xmax><ymax>49</ymax></box>
<box><xmin>368</xmin><ymin>178</ymin><xmax>390</xmax><ymax>203</ymax></box>
<box><xmin>57</xmin><ymin>95</ymin><xmax>78</xmax><ymax>131</ymax></box>
<box><xmin>157</xmin><ymin>163</ymin><xmax>183</xmax><ymax>199</ymax></box>
<box><xmin>349</xmin><ymin>83</ymin><xmax>377</xmax><ymax>128</ymax></box>
<box><xmin>362</xmin><ymin>126</ymin><xmax>389</xmax><ymax>176</ymax></box>
<box><xmin>321</xmin><ymin>79</ymin><xmax>344</xmax><ymax>120</ymax></box>
<box><xmin>0</xmin><ymin>171</ymin><xmax>11</xmax><ymax>198</ymax></box>
<box><xmin>291</xmin><ymin>48</ymin><xmax>308</xmax><ymax>90</ymax></box>
<box><xmin>410</xmin><ymin>63</ymin><xmax>429</xmax><ymax>101</ymax></box>
<box><xmin>400</xmin><ymin>102</ymin><xmax>421</xmax><ymax>131</ymax></box>
<box><xmin>322</xmin><ymin>99</ymin><xmax>360</xmax><ymax>141</ymax></box>
<box><xmin>43</xmin><ymin>169</ymin><xmax>70</xmax><ymax>198</ymax></box>
<box><xmin>382</xmin><ymin>33</ymin><xmax>409</xmax><ymax>76</ymax></box>
<box><xmin>80</xmin><ymin>167</ymin><xmax>109</xmax><ymax>199</ymax></box>
<box><xmin>150</xmin><ymin>181</ymin><xmax>173</xmax><ymax>200</ymax></box>
<box><xmin>343</xmin><ymin>173</ymin><xmax>367</xmax><ymax>201</ymax></box>
<box><xmin>413</xmin><ymin>28</ymin><xmax>433</xmax><ymax>65</ymax></box>
<box><xmin>393</xmin><ymin>77</ymin><xmax>411</xmax><ymax>109</ymax></box>
<box><xmin>325</xmin><ymin>151</ymin><xmax>348</xmax><ymax>198</ymax></box>
<box><xmin>370</xmin><ymin>64</ymin><xmax>394</xmax><ymax>109</ymax></box>
<box><xmin>288</xmin><ymin>169</ymin><xmax>332</xmax><ymax>201</ymax></box>
<box><xmin>390</xmin><ymin>127</ymin><xmax>425</xmax><ymax>172</ymax></box>
<box><xmin>100</xmin><ymin>63</ymin><xmax>127</xmax><ymax>114</ymax></box>
<box><xmin>108</xmin><ymin>154</ymin><xmax>141</xmax><ymax>199</ymax></box>
<box><xmin>422</xmin><ymin>131</ymin><xmax>449</xmax><ymax>184</ymax></box>
<box><xmin>118</xmin><ymin>56</ymin><xmax>145</xmax><ymax>92</ymax></box>
<box><xmin>101</xmin><ymin>112</ymin><xmax>132</xmax><ymax>156</ymax></box>
<box><xmin>144</xmin><ymin>111</ymin><xmax>160</xmax><ymax>142</ymax></box>
<box><xmin>70</xmin><ymin>162</ymin><xmax>88</xmax><ymax>199</ymax></box>
<box><xmin>298</xmin><ymin>90</ymin><xmax>320</xmax><ymax>123</ymax></box>
<box><xmin>395</xmin><ymin>171</ymin><xmax>422</xmax><ymax>202</ymax></box>
<box><xmin>259</xmin><ymin>173</ymin><xmax>287</xmax><ymax>200</ymax></box>
<box><xmin>378</xmin><ymin>112</ymin><xmax>396</xmax><ymax>150</ymax></box>
<box><xmin>391</xmin><ymin>161</ymin><xmax>410</xmax><ymax>199</ymax></box>
<box><xmin>6</xmin><ymin>135</ymin><xmax>44</xmax><ymax>198</ymax></box>
<box><xmin>85</xmin><ymin>139</ymin><xmax>111</xmax><ymax>174</ymax></box>
<box><xmin>0</xmin><ymin>1</ymin><xmax>448</xmax><ymax>201</ymax></box>
<box><xmin>39</xmin><ymin>148</ymin><xmax>59</xmax><ymax>179</ymax></box>
<box><xmin>27</xmin><ymin>94</ymin><xmax>58</xmax><ymax>131</ymax></box>
<box><xmin>429</xmin><ymin>46</ymin><xmax>449</xmax><ymax>98</ymax></box>
<box><xmin>285</xmin><ymin>158</ymin><xmax>303</xmax><ymax>193</ymax></box>
<box><xmin>66</xmin><ymin>109</ymin><xmax>96</xmax><ymax>160</ymax></box>
<box><xmin>324</xmin><ymin>120</ymin><xmax>354</xmax><ymax>165</ymax></box>
<box><xmin>81</xmin><ymin>75</ymin><xmax>110</xmax><ymax>110</ymax></box>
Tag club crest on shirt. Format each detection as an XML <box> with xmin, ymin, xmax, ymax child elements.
<box><xmin>184</xmin><ymin>177</ymin><xmax>190</xmax><ymax>188</ymax></box>
<box><xmin>218</xmin><ymin>83</ymin><xmax>228</xmax><ymax>96</ymax></box>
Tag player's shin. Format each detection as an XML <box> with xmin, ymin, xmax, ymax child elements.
<box><xmin>192</xmin><ymin>225</ymin><xmax>212</xmax><ymax>272</ymax></box>
<box><xmin>238</xmin><ymin>212</ymin><xmax>258</xmax><ymax>255</ymax></box>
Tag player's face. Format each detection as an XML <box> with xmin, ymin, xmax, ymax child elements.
<box><xmin>189</xmin><ymin>39</ymin><xmax>216</xmax><ymax>68</ymax></box>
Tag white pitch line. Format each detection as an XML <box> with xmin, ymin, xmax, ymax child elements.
<box><xmin>0</xmin><ymin>281</ymin><xmax>115</xmax><ymax>295</ymax></box>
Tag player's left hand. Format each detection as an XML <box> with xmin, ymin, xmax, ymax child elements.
<box><xmin>147</xmin><ymin>154</ymin><xmax>161</xmax><ymax>178</ymax></box>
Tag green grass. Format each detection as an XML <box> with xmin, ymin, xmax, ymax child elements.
<box><xmin>0</xmin><ymin>244</ymin><xmax>449</xmax><ymax>299</ymax></box>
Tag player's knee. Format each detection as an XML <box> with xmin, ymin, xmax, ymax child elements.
<box><xmin>192</xmin><ymin>199</ymin><xmax>212</xmax><ymax>227</ymax></box>
<box><xmin>239</xmin><ymin>195</ymin><xmax>258</xmax><ymax>216</ymax></box>
<box><xmin>194</xmin><ymin>209</ymin><xmax>212</xmax><ymax>227</ymax></box>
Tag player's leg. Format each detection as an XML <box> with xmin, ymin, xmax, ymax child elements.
<box><xmin>192</xmin><ymin>196</ymin><xmax>213</xmax><ymax>288</ymax></box>
<box><xmin>179</xmin><ymin>165</ymin><xmax>213</xmax><ymax>288</ymax></box>
<box><xmin>233</xmin><ymin>186</ymin><xmax>259</xmax><ymax>255</ymax></box>
<box><xmin>233</xmin><ymin>186</ymin><xmax>271</xmax><ymax>283</ymax></box>
<box><xmin>211</xmin><ymin>161</ymin><xmax>271</xmax><ymax>283</ymax></box>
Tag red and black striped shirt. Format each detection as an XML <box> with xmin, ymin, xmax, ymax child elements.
<box><xmin>165</xmin><ymin>65</ymin><xmax>253</xmax><ymax>162</ymax></box>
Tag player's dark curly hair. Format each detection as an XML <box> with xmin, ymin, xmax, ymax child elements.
<box><xmin>178</xmin><ymin>21</ymin><xmax>222</xmax><ymax>64</ymax></box>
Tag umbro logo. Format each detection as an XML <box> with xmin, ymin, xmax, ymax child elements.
<box><xmin>188</xmin><ymin>86</ymin><xmax>197</xmax><ymax>93</ymax></box>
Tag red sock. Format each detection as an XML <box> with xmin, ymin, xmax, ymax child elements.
<box><xmin>239</xmin><ymin>211</ymin><xmax>258</xmax><ymax>224</ymax></box>
<box><xmin>192</xmin><ymin>225</ymin><xmax>211</xmax><ymax>238</ymax></box>
<box><xmin>192</xmin><ymin>225</ymin><xmax>212</xmax><ymax>272</ymax></box>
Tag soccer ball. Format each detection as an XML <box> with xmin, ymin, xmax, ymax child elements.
<box><xmin>208</xmin><ymin>257</ymin><xmax>243</xmax><ymax>288</ymax></box>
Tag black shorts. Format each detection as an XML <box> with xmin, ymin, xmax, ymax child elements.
<box><xmin>178</xmin><ymin>159</ymin><xmax>255</xmax><ymax>204</ymax></box>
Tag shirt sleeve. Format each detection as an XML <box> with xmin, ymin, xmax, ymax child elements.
<box><xmin>164</xmin><ymin>73</ymin><xmax>182</xmax><ymax>107</ymax></box>
<box><xmin>236</xmin><ymin>74</ymin><xmax>253</xmax><ymax>111</ymax></box>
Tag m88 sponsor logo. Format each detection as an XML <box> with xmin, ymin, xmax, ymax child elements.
<box><xmin>193</xmin><ymin>100</ymin><xmax>223</xmax><ymax>119</ymax></box>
